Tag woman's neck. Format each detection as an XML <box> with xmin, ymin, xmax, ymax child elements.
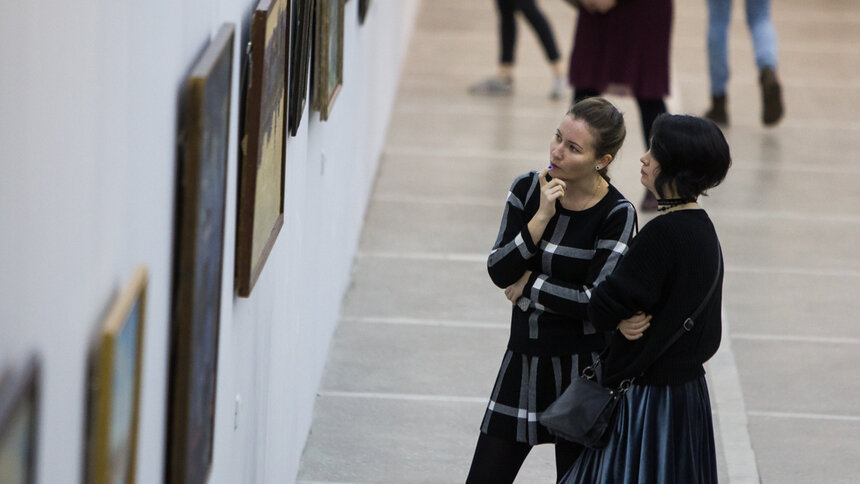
<box><xmin>560</xmin><ymin>175</ymin><xmax>608</xmax><ymax>211</ymax></box>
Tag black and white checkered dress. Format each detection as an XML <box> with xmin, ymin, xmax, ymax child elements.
<box><xmin>481</xmin><ymin>171</ymin><xmax>637</xmax><ymax>445</ymax></box>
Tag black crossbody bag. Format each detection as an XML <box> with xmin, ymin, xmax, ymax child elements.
<box><xmin>539</xmin><ymin>250</ymin><xmax>723</xmax><ymax>448</ymax></box>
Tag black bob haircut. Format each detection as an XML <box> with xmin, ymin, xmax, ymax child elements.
<box><xmin>650</xmin><ymin>114</ymin><xmax>732</xmax><ymax>201</ymax></box>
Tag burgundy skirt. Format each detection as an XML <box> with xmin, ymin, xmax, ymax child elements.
<box><xmin>568</xmin><ymin>0</ymin><xmax>673</xmax><ymax>99</ymax></box>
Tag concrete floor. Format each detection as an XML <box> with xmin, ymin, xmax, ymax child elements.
<box><xmin>298</xmin><ymin>0</ymin><xmax>860</xmax><ymax>482</ymax></box>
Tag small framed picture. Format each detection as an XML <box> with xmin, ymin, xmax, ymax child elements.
<box><xmin>312</xmin><ymin>0</ymin><xmax>344</xmax><ymax>120</ymax></box>
<box><xmin>167</xmin><ymin>24</ymin><xmax>233</xmax><ymax>484</ymax></box>
<box><xmin>288</xmin><ymin>0</ymin><xmax>315</xmax><ymax>136</ymax></box>
<box><xmin>0</xmin><ymin>357</ymin><xmax>40</xmax><ymax>484</ymax></box>
<box><xmin>237</xmin><ymin>0</ymin><xmax>290</xmax><ymax>297</ymax></box>
<box><xmin>85</xmin><ymin>267</ymin><xmax>147</xmax><ymax>484</ymax></box>
<box><xmin>358</xmin><ymin>0</ymin><xmax>370</xmax><ymax>24</ymax></box>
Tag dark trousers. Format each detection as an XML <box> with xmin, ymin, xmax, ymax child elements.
<box><xmin>497</xmin><ymin>0</ymin><xmax>561</xmax><ymax>64</ymax></box>
<box><xmin>574</xmin><ymin>88</ymin><xmax>667</xmax><ymax>149</ymax></box>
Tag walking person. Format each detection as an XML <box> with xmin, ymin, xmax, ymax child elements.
<box><xmin>705</xmin><ymin>0</ymin><xmax>784</xmax><ymax>126</ymax></box>
<box><xmin>469</xmin><ymin>0</ymin><xmax>567</xmax><ymax>99</ymax></box>
<box><xmin>465</xmin><ymin>98</ymin><xmax>637</xmax><ymax>483</ymax></box>
<box><xmin>559</xmin><ymin>114</ymin><xmax>731</xmax><ymax>483</ymax></box>
<box><xmin>567</xmin><ymin>0</ymin><xmax>674</xmax><ymax>211</ymax></box>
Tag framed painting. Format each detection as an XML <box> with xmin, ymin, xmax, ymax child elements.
<box><xmin>288</xmin><ymin>0</ymin><xmax>315</xmax><ymax>136</ymax></box>
<box><xmin>167</xmin><ymin>24</ymin><xmax>233</xmax><ymax>484</ymax></box>
<box><xmin>85</xmin><ymin>267</ymin><xmax>147</xmax><ymax>484</ymax></box>
<box><xmin>0</xmin><ymin>357</ymin><xmax>40</xmax><ymax>484</ymax></box>
<box><xmin>237</xmin><ymin>0</ymin><xmax>290</xmax><ymax>297</ymax></box>
<box><xmin>358</xmin><ymin>0</ymin><xmax>370</xmax><ymax>24</ymax></box>
<box><xmin>312</xmin><ymin>0</ymin><xmax>344</xmax><ymax>120</ymax></box>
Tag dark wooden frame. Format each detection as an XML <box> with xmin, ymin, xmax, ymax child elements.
<box><xmin>237</xmin><ymin>0</ymin><xmax>290</xmax><ymax>297</ymax></box>
<box><xmin>86</xmin><ymin>267</ymin><xmax>147</xmax><ymax>484</ymax></box>
<box><xmin>312</xmin><ymin>0</ymin><xmax>344</xmax><ymax>120</ymax></box>
<box><xmin>0</xmin><ymin>357</ymin><xmax>40</xmax><ymax>484</ymax></box>
<box><xmin>167</xmin><ymin>24</ymin><xmax>234</xmax><ymax>484</ymax></box>
<box><xmin>288</xmin><ymin>0</ymin><xmax>315</xmax><ymax>136</ymax></box>
<box><xmin>358</xmin><ymin>0</ymin><xmax>370</xmax><ymax>24</ymax></box>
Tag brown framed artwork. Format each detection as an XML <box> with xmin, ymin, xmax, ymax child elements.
<box><xmin>0</xmin><ymin>357</ymin><xmax>40</xmax><ymax>484</ymax></box>
<box><xmin>85</xmin><ymin>266</ymin><xmax>147</xmax><ymax>484</ymax></box>
<box><xmin>312</xmin><ymin>0</ymin><xmax>344</xmax><ymax>121</ymax></box>
<box><xmin>358</xmin><ymin>0</ymin><xmax>370</xmax><ymax>24</ymax></box>
<box><xmin>237</xmin><ymin>0</ymin><xmax>290</xmax><ymax>297</ymax></box>
<box><xmin>167</xmin><ymin>24</ymin><xmax>233</xmax><ymax>484</ymax></box>
<box><xmin>288</xmin><ymin>0</ymin><xmax>315</xmax><ymax>136</ymax></box>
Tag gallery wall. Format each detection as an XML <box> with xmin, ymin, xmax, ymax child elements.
<box><xmin>0</xmin><ymin>0</ymin><xmax>420</xmax><ymax>482</ymax></box>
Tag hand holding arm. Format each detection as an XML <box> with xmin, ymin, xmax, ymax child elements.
<box><xmin>580</xmin><ymin>0</ymin><xmax>617</xmax><ymax>14</ymax></box>
<box><xmin>504</xmin><ymin>271</ymin><xmax>532</xmax><ymax>304</ymax></box>
<box><xmin>617</xmin><ymin>311</ymin><xmax>651</xmax><ymax>340</ymax></box>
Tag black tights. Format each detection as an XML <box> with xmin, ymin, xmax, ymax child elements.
<box><xmin>573</xmin><ymin>88</ymin><xmax>667</xmax><ymax>149</ymax></box>
<box><xmin>496</xmin><ymin>0</ymin><xmax>561</xmax><ymax>64</ymax></box>
<box><xmin>465</xmin><ymin>433</ymin><xmax>583</xmax><ymax>484</ymax></box>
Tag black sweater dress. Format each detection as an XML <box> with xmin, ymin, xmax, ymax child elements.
<box><xmin>480</xmin><ymin>171</ymin><xmax>637</xmax><ymax>445</ymax></box>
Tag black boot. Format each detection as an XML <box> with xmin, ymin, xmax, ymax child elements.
<box><xmin>760</xmin><ymin>67</ymin><xmax>784</xmax><ymax>126</ymax></box>
<box><xmin>704</xmin><ymin>94</ymin><xmax>728</xmax><ymax>126</ymax></box>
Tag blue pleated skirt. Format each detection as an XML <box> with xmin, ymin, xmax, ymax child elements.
<box><xmin>560</xmin><ymin>375</ymin><xmax>718</xmax><ymax>483</ymax></box>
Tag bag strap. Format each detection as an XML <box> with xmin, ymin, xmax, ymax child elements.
<box><xmin>638</xmin><ymin>245</ymin><xmax>723</xmax><ymax>375</ymax></box>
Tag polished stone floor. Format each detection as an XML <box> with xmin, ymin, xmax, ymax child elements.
<box><xmin>298</xmin><ymin>1</ymin><xmax>860</xmax><ymax>482</ymax></box>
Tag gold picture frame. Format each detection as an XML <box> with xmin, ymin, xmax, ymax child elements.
<box><xmin>167</xmin><ymin>24</ymin><xmax>233</xmax><ymax>484</ymax></box>
<box><xmin>85</xmin><ymin>267</ymin><xmax>147</xmax><ymax>484</ymax></box>
<box><xmin>312</xmin><ymin>0</ymin><xmax>344</xmax><ymax>120</ymax></box>
<box><xmin>237</xmin><ymin>0</ymin><xmax>290</xmax><ymax>297</ymax></box>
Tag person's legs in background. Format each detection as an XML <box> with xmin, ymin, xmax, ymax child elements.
<box><xmin>465</xmin><ymin>433</ymin><xmax>532</xmax><ymax>484</ymax></box>
<box><xmin>572</xmin><ymin>88</ymin><xmax>600</xmax><ymax>104</ymax></box>
<box><xmin>705</xmin><ymin>0</ymin><xmax>732</xmax><ymax>125</ymax></box>
<box><xmin>636</xmin><ymin>98</ymin><xmax>667</xmax><ymax>211</ymax></box>
<box><xmin>516</xmin><ymin>0</ymin><xmax>567</xmax><ymax>99</ymax></box>
<box><xmin>745</xmin><ymin>0</ymin><xmax>784</xmax><ymax>125</ymax></box>
<box><xmin>469</xmin><ymin>0</ymin><xmax>517</xmax><ymax>96</ymax></box>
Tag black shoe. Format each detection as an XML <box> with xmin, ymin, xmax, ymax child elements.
<box><xmin>704</xmin><ymin>94</ymin><xmax>729</xmax><ymax>126</ymax></box>
<box><xmin>760</xmin><ymin>67</ymin><xmax>784</xmax><ymax>126</ymax></box>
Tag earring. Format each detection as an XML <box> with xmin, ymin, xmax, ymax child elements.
<box><xmin>595</xmin><ymin>165</ymin><xmax>601</xmax><ymax>171</ymax></box>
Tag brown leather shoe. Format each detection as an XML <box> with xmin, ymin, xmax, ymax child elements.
<box><xmin>704</xmin><ymin>94</ymin><xmax>729</xmax><ymax>126</ymax></box>
<box><xmin>760</xmin><ymin>67</ymin><xmax>784</xmax><ymax>126</ymax></box>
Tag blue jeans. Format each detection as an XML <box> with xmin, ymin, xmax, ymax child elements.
<box><xmin>707</xmin><ymin>0</ymin><xmax>778</xmax><ymax>95</ymax></box>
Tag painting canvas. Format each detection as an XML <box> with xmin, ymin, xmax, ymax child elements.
<box><xmin>167</xmin><ymin>24</ymin><xmax>233</xmax><ymax>484</ymax></box>
<box><xmin>312</xmin><ymin>0</ymin><xmax>344</xmax><ymax>120</ymax></box>
<box><xmin>237</xmin><ymin>0</ymin><xmax>290</xmax><ymax>297</ymax></box>
<box><xmin>86</xmin><ymin>267</ymin><xmax>146</xmax><ymax>484</ymax></box>
<box><xmin>0</xmin><ymin>358</ymin><xmax>40</xmax><ymax>484</ymax></box>
<box><xmin>288</xmin><ymin>0</ymin><xmax>315</xmax><ymax>136</ymax></box>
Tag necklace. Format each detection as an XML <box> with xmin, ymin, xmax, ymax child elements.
<box><xmin>657</xmin><ymin>198</ymin><xmax>695</xmax><ymax>211</ymax></box>
<box><xmin>658</xmin><ymin>199</ymin><xmax>700</xmax><ymax>213</ymax></box>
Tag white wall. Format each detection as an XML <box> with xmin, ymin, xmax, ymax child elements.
<box><xmin>0</xmin><ymin>0</ymin><xmax>420</xmax><ymax>482</ymax></box>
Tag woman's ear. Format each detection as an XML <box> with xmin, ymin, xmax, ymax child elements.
<box><xmin>599</xmin><ymin>153</ymin><xmax>613</xmax><ymax>170</ymax></box>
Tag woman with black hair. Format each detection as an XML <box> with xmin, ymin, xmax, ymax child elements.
<box><xmin>560</xmin><ymin>114</ymin><xmax>731</xmax><ymax>483</ymax></box>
